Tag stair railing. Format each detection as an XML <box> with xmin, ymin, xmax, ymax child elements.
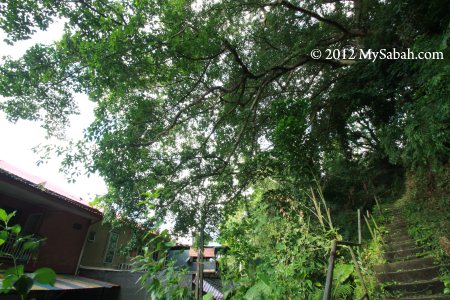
<box><xmin>323</xmin><ymin>208</ymin><xmax>370</xmax><ymax>300</ymax></box>
<box><xmin>322</xmin><ymin>240</ymin><xmax>369</xmax><ymax>300</ymax></box>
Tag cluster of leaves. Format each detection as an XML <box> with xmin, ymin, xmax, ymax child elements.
<box><xmin>0</xmin><ymin>0</ymin><xmax>409</xmax><ymax>234</ymax></box>
<box><xmin>400</xmin><ymin>180</ymin><xmax>450</xmax><ymax>261</ymax></box>
<box><xmin>441</xmin><ymin>268</ymin><xmax>450</xmax><ymax>295</ymax></box>
<box><xmin>353</xmin><ymin>206</ymin><xmax>387</xmax><ymax>299</ymax></box>
<box><xmin>0</xmin><ymin>1</ymin><xmax>449</xmax><ymax>297</ymax></box>
<box><xmin>0</xmin><ymin>209</ymin><xmax>56</xmax><ymax>300</ymax></box>
<box><xmin>218</xmin><ymin>183</ymin><xmax>342</xmax><ymax>299</ymax></box>
<box><xmin>132</xmin><ymin>229</ymin><xmax>191</xmax><ymax>300</ymax></box>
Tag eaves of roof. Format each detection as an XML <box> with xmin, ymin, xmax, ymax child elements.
<box><xmin>0</xmin><ymin>160</ymin><xmax>102</xmax><ymax>219</ymax></box>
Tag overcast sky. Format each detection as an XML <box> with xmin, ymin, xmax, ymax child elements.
<box><xmin>0</xmin><ymin>21</ymin><xmax>107</xmax><ymax>201</ymax></box>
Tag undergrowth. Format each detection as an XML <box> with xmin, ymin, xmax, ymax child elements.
<box><xmin>354</xmin><ymin>206</ymin><xmax>386</xmax><ymax>300</ymax></box>
<box><xmin>400</xmin><ymin>171</ymin><xmax>449</xmax><ymax>263</ymax></box>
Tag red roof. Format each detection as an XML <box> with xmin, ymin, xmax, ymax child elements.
<box><xmin>0</xmin><ymin>160</ymin><xmax>102</xmax><ymax>218</ymax></box>
<box><xmin>189</xmin><ymin>247</ymin><xmax>215</xmax><ymax>258</ymax></box>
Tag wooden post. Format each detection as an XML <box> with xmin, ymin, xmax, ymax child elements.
<box><xmin>357</xmin><ymin>209</ymin><xmax>362</xmax><ymax>244</ymax></box>
<box><xmin>323</xmin><ymin>240</ymin><xmax>337</xmax><ymax>300</ymax></box>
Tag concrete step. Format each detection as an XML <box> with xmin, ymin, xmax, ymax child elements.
<box><xmin>385</xmin><ymin>230</ymin><xmax>410</xmax><ymax>240</ymax></box>
<box><xmin>385</xmin><ymin>235</ymin><xmax>415</xmax><ymax>246</ymax></box>
<box><xmin>377</xmin><ymin>265</ymin><xmax>448</xmax><ymax>283</ymax></box>
<box><xmin>387</xmin><ymin>235</ymin><xmax>414</xmax><ymax>244</ymax></box>
<box><xmin>387</xmin><ymin>227</ymin><xmax>408</xmax><ymax>234</ymax></box>
<box><xmin>387</xmin><ymin>231</ymin><xmax>410</xmax><ymax>239</ymax></box>
<box><xmin>385</xmin><ymin>294</ymin><xmax>450</xmax><ymax>299</ymax></box>
<box><xmin>386</xmin><ymin>214</ymin><xmax>405</xmax><ymax>219</ymax></box>
<box><xmin>374</xmin><ymin>257</ymin><xmax>436</xmax><ymax>273</ymax></box>
<box><xmin>384</xmin><ymin>247</ymin><xmax>424</xmax><ymax>262</ymax></box>
<box><xmin>386</xmin><ymin>241</ymin><xmax>417</xmax><ymax>252</ymax></box>
<box><xmin>383</xmin><ymin>279</ymin><xmax>445</xmax><ymax>295</ymax></box>
<box><xmin>386</xmin><ymin>222</ymin><xmax>408</xmax><ymax>230</ymax></box>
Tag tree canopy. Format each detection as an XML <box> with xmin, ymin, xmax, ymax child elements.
<box><xmin>0</xmin><ymin>0</ymin><xmax>449</xmax><ymax>236</ymax></box>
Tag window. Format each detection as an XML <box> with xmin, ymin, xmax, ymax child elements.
<box><xmin>23</xmin><ymin>213</ymin><xmax>43</xmax><ymax>235</ymax></box>
<box><xmin>104</xmin><ymin>232</ymin><xmax>119</xmax><ymax>264</ymax></box>
<box><xmin>87</xmin><ymin>231</ymin><xmax>96</xmax><ymax>242</ymax></box>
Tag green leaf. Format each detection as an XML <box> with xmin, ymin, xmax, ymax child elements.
<box><xmin>0</xmin><ymin>209</ymin><xmax>7</xmax><ymax>222</ymax></box>
<box><xmin>10</xmin><ymin>224</ymin><xmax>21</xmax><ymax>235</ymax></box>
<box><xmin>23</xmin><ymin>240</ymin><xmax>39</xmax><ymax>251</ymax></box>
<box><xmin>275</xmin><ymin>243</ymin><xmax>286</xmax><ymax>250</ymax></box>
<box><xmin>203</xmin><ymin>293</ymin><xmax>214</xmax><ymax>300</ymax></box>
<box><xmin>333</xmin><ymin>263</ymin><xmax>354</xmax><ymax>284</ymax></box>
<box><xmin>0</xmin><ymin>230</ymin><xmax>8</xmax><ymax>246</ymax></box>
<box><xmin>244</xmin><ymin>281</ymin><xmax>272</xmax><ymax>300</ymax></box>
<box><xmin>1</xmin><ymin>276</ymin><xmax>14</xmax><ymax>293</ymax></box>
<box><xmin>7</xmin><ymin>211</ymin><xmax>16</xmax><ymax>222</ymax></box>
<box><xmin>13</xmin><ymin>275</ymin><xmax>33</xmax><ymax>296</ymax></box>
<box><xmin>5</xmin><ymin>265</ymin><xmax>24</xmax><ymax>277</ymax></box>
<box><xmin>222</xmin><ymin>290</ymin><xmax>233</xmax><ymax>300</ymax></box>
<box><xmin>164</xmin><ymin>241</ymin><xmax>176</xmax><ymax>248</ymax></box>
<box><xmin>33</xmin><ymin>268</ymin><xmax>56</xmax><ymax>285</ymax></box>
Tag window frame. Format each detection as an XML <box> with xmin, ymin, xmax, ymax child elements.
<box><xmin>103</xmin><ymin>231</ymin><xmax>119</xmax><ymax>264</ymax></box>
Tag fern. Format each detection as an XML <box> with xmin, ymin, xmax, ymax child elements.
<box><xmin>332</xmin><ymin>264</ymin><xmax>354</xmax><ymax>299</ymax></box>
<box><xmin>244</xmin><ymin>281</ymin><xmax>272</xmax><ymax>300</ymax></box>
<box><xmin>332</xmin><ymin>283</ymin><xmax>353</xmax><ymax>299</ymax></box>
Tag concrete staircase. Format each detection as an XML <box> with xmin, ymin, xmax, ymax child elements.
<box><xmin>374</xmin><ymin>209</ymin><xmax>450</xmax><ymax>300</ymax></box>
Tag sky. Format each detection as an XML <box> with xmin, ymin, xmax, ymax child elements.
<box><xmin>0</xmin><ymin>21</ymin><xmax>108</xmax><ymax>202</ymax></box>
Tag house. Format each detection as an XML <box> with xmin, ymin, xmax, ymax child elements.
<box><xmin>80</xmin><ymin>219</ymin><xmax>143</xmax><ymax>270</ymax></box>
<box><xmin>0</xmin><ymin>160</ymin><xmax>102</xmax><ymax>274</ymax></box>
<box><xmin>0</xmin><ymin>160</ymin><xmax>159</xmax><ymax>299</ymax></box>
<box><xmin>169</xmin><ymin>244</ymin><xmax>218</xmax><ymax>274</ymax></box>
<box><xmin>169</xmin><ymin>244</ymin><xmax>226</xmax><ymax>299</ymax></box>
<box><xmin>0</xmin><ymin>160</ymin><xmax>124</xmax><ymax>299</ymax></box>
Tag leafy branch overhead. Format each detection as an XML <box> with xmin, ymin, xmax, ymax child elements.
<box><xmin>0</xmin><ymin>0</ymin><xmax>449</xmax><ymax>234</ymax></box>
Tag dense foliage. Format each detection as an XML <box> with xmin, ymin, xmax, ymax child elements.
<box><xmin>0</xmin><ymin>0</ymin><xmax>449</xmax><ymax>298</ymax></box>
<box><xmin>133</xmin><ymin>229</ymin><xmax>191</xmax><ymax>299</ymax></box>
<box><xmin>219</xmin><ymin>185</ymin><xmax>332</xmax><ymax>298</ymax></box>
<box><xmin>1</xmin><ymin>0</ymin><xmax>448</xmax><ymax>232</ymax></box>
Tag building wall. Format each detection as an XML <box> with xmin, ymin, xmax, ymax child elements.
<box><xmin>33</xmin><ymin>210</ymin><xmax>90</xmax><ymax>273</ymax></box>
<box><xmin>168</xmin><ymin>249</ymin><xmax>217</xmax><ymax>273</ymax></box>
<box><xmin>79</xmin><ymin>267</ymin><xmax>147</xmax><ymax>300</ymax></box>
<box><xmin>80</xmin><ymin>221</ymin><xmax>134</xmax><ymax>269</ymax></box>
<box><xmin>0</xmin><ymin>194</ymin><xmax>41</xmax><ymax>226</ymax></box>
<box><xmin>79</xmin><ymin>267</ymin><xmax>192</xmax><ymax>300</ymax></box>
<box><xmin>0</xmin><ymin>194</ymin><xmax>91</xmax><ymax>274</ymax></box>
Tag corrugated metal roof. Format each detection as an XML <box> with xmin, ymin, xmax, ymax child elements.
<box><xmin>0</xmin><ymin>160</ymin><xmax>102</xmax><ymax>218</ymax></box>
<box><xmin>0</xmin><ymin>274</ymin><xmax>119</xmax><ymax>291</ymax></box>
